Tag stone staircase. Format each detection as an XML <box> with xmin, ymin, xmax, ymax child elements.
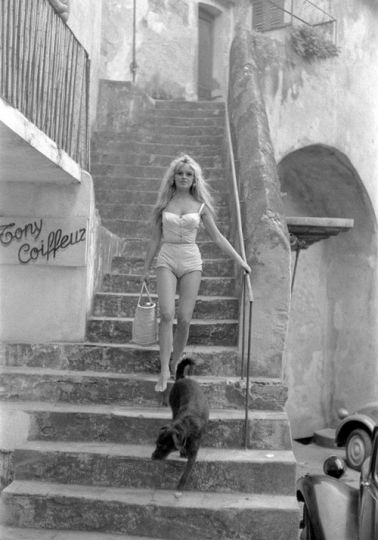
<box><xmin>0</xmin><ymin>99</ymin><xmax>299</xmax><ymax>539</ymax></box>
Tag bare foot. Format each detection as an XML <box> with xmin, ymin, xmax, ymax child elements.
<box><xmin>154</xmin><ymin>372</ymin><xmax>170</xmax><ymax>392</ymax></box>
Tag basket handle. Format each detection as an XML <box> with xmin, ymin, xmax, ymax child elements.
<box><xmin>139</xmin><ymin>281</ymin><xmax>154</xmax><ymax>306</ymax></box>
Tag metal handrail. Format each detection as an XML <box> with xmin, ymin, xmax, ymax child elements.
<box><xmin>224</xmin><ymin>100</ymin><xmax>254</xmax><ymax>449</ymax></box>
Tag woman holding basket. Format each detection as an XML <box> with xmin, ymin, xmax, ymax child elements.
<box><xmin>143</xmin><ymin>154</ymin><xmax>251</xmax><ymax>393</ymax></box>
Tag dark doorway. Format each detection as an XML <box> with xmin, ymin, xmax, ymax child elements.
<box><xmin>198</xmin><ymin>6</ymin><xmax>214</xmax><ymax>99</ymax></box>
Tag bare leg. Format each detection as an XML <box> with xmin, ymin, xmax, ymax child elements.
<box><xmin>156</xmin><ymin>267</ymin><xmax>177</xmax><ymax>392</ymax></box>
<box><xmin>171</xmin><ymin>271</ymin><xmax>202</xmax><ymax>375</ymax></box>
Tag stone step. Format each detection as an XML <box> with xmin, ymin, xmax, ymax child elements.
<box><xmin>111</xmin><ymin>255</ymin><xmax>235</xmax><ymax>277</ymax></box>
<box><xmin>102</xmin><ymin>274</ymin><xmax>236</xmax><ymax>296</ymax></box>
<box><xmin>0</xmin><ymin>526</ymin><xmax>155</xmax><ymax>540</ymax></box>
<box><xmin>0</xmin><ymin>369</ymin><xmax>286</xmax><ymax>410</ymax></box>
<box><xmin>100</xmin><ymin>218</ymin><xmax>229</xmax><ymax>239</ymax></box>
<box><xmin>97</xmin><ymin>202</ymin><xmax>229</xmax><ymax>221</ymax></box>
<box><xmin>86</xmin><ymin>317</ymin><xmax>238</xmax><ymax>346</ymax></box>
<box><xmin>132</xmin><ymin>124</ymin><xmax>225</xmax><ymax>137</ymax></box>
<box><xmin>151</xmin><ymin>108</ymin><xmax>224</xmax><ymax>119</ymax></box>
<box><xmin>154</xmin><ymin>99</ymin><xmax>225</xmax><ymax>112</ymax></box>
<box><xmin>135</xmin><ymin>114</ymin><xmax>224</xmax><ymax>129</ymax></box>
<box><xmin>2</xmin><ymin>343</ymin><xmax>240</xmax><ymax>377</ymax></box>
<box><xmin>91</xmin><ymin>163</ymin><xmax>225</xmax><ymax>179</ymax></box>
<box><xmin>91</xmin><ymin>138</ymin><xmax>223</xmax><ymax>156</ymax></box>
<box><xmin>149</xmin><ymin>112</ymin><xmax>225</xmax><ymax>126</ymax></box>
<box><xmin>2</xmin><ymin>480</ymin><xmax>299</xmax><ymax>540</ymax></box>
<box><xmin>0</xmin><ymin>401</ymin><xmax>292</xmax><ymax>449</ymax></box>
<box><xmin>93</xmin><ymin>292</ymin><xmax>239</xmax><ymax>320</ymax></box>
<box><xmin>94</xmin><ymin>188</ymin><xmax>227</xmax><ymax>206</ymax></box>
<box><xmin>91</xmin><ymin>152</ymin><xmax>222</xmax><ymax>169</ymax></box>
<box><xmin>13</xmin><ymin>441</ymin><xmax>296</xmax><ymax>495</ymax></box>
<box><xmin>93</xmin><ymin>131</ymin><xmax>224</xmax><ymax>146</ymax></box>
<box><xmin>92</xmin><ymin>175</ymin><xmax>228</xmax><ymax>192</ymax></box>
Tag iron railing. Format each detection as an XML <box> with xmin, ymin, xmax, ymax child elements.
<box><xmin>0</xmin><ymin>0</ymin><xmax>90</xmax><ymax>170</ymax></box>
<box><xmin>224</xmin><ymin>100</ymin><xmax>254</xmax><ymax>449</ymax></box>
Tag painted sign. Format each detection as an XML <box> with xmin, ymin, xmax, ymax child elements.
<box><xmin>0</xmin><ymin>217</ymin><xmax>88</xmax><ymax>266</ymax></box>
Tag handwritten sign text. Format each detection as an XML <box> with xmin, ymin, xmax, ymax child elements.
<box><xmin>0</xmin><ymin>217</ymin><xmax>88</xmax><ymax>266</ymax></box>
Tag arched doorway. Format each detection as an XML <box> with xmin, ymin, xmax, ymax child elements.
<box><xmin>279</xmin><ymin>144</ymin><xmax>378</xmax><ymax>438</ymax></box>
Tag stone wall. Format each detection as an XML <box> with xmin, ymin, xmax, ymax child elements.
<box><xmin>228</xmin><ymin>28</ymin><xmax>292</xmax><ymax>380</ymax></box>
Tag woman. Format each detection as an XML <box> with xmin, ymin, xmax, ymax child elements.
<box><xmin>143</xmin><ymin>154</ymin><xmax>251</xmax><ymax>392</ymax></box>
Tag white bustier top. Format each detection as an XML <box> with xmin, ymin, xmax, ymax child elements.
<box><xmin>162</xmin><ymin>203</ymin><xmax>205</xmax><ymax>244</ymax></box>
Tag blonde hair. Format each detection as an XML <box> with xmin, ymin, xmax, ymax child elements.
<box><xmin>152</xmin><ymin>154</ymin><xmax>215</xmax><ymax>224</ymax></box>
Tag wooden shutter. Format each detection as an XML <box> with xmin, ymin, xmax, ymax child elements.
<box><xmin>252</xmin><ymin>0</ymin><xmax>285</xmax><ymax>32</ymax></box>
<box><xmin>252</xmin><ymin>0</ymin><xmax>265</xmax><ymax>31</ymax></box>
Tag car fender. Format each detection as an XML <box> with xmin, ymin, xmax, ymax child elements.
<box><xmin>335</xmin><ymin>414</ymin><xmax>375</xmax><ymax>445</ymax></box>
<box><xmin>296</xmin><ymin>474</ymin><xmax>359</xmax><ymax>540</ymax></box>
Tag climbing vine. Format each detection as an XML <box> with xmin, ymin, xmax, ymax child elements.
<box><xmin>290</xmin><ymin>25</ymin><xmax>339</xmax><ymax>60</ymax></box>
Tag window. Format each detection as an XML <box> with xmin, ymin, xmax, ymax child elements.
<box><xmin>252</xmin><ymin>0</ymin><xmax>286</xmax><ymax>32</ymax></box>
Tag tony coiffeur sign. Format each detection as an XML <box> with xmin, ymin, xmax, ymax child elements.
<box><xmin>0</xmin><ymin>216</ymin><xmax>88</xmax><ymax>266</ymax></box>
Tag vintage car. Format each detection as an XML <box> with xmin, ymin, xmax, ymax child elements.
<box><xmin>335</xmin><ymin>401</ymin><xmax>378</xmax><ymax>471</ymax></box>
<box><xmin>296</xmin><ymin>425</ymin><xmax>378</xmax><ymax>540</ymax></box>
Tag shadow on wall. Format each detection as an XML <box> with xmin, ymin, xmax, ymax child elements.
<box><xmin>279</xmin><ymin>144</ymin><xmax>378</xmax><ymax>439</ymax></box>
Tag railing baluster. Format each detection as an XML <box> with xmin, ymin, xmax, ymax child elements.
<box><xmin>241</xmin><ymin>272</ymin><xmax>246</xmax><ymax>379</ymax></box>
<box><xmin>0</xmin><ymin>0</ymin><xmax>90</xmax><ymax>170</ymax></box>
<box><xmin>244</xmin><ymin>287</ymin><xmax>253</xmax><ymax>449</ymax></box>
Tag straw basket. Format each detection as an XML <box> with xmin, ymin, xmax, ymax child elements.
<box><xmin>131</xmin><ymin>282</ymin><xmax>158</xmax><ymax>346</ymax></box>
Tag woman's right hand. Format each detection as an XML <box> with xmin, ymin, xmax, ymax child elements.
<box><xmin>142</xmin><ymin>270</ymin><xmax>150</xmax><ymax>285</ymax></box>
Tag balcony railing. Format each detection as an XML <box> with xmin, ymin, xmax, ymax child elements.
<box><xmin>0</xmin><ymin>0</ymin><xmax>90</xmax><ymax>171</ymax></box>
<box><xmin>253</xmin><ymin>0</ymin><xmax>337</xmax><ymax>43</ymax></box>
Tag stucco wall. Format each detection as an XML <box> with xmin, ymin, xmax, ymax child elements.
<box><xmin>0</xmin><ymin>173</ymin><xmax>97</xmax><ymax>342</ymax></box>
<box><xmin>101</xmin><ymin>0</ymin><xmax>233</xmax><ymax>100</ymax></box>
<box><xmin>258</xmin><ymin>0</ymin><xmax>378</xmax><ymax>212</ymax></box>
<box><xmin>251</xmin><ymin>0</ymin><xmax>378</xmax><ymax>436</ymax></box>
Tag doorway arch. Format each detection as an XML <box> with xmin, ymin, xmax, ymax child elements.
<box><xmin>279</xmin><ymin>144</ymin><xmax>378</xmax><ymax>438</ymax></box>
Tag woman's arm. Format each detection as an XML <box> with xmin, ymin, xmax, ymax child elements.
<box><xmin>201</xmin><ymin>207</ymin><xmax>251</xmax><ymax>274</ymax></box>
<box><xmin>143</xmin><ymin>220</ymin><xmax>162</xmax><ymax>282</ymax></box>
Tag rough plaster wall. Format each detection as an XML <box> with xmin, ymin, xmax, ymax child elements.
<box><xmin>101</xmin><ymin>0</ymin><xmax>197</xmax><ymax>99</ymax></box>
<box><xmin>228</xmin><ymin>28</ymin><xmax>291</xmax><ymax>380</ymax></box>
<box><xmin>247</xmin><ymin>0</ymin><xmax>378</xmax><ymax>436</ymax></box>
<box><xmin>280</xmin><ymin>146</ymin><xmax>377</xmax><ymax>437</ymax></box>
<box><xmin>256</xmin><ymin>0</ymin><xmax>378</xmax><ymax>212</ymax></box>
<box><xmin>0</xmin><ymin>176</ymin><xmax>95</xmax><ymax>342</ymax></box>
<box><xmin>101</xmin><ymin>0</ymin><xmax>232</xmax><ymax>99</ymax></box>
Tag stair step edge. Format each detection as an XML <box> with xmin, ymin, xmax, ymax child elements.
<box><xmin>3</xmin><ymin>480</ymin><xmax>299</xmax><ymax>509</ymax></box>
<box><xmin>0</xmin><ymin>366</ymin><xmax>281</xmax><ymax>384</ymax></box>
<box><xmin>0</xmin><ymin>526</ymin><xmax>154</xmax><ymax>540</ymax></box>
<box><xmin>0</xmin><ymin>400</ymin><xmax>288</xmax><ymax>419</ymax></box>
<box><xmin>15</xmin><ymin>441</ymin><xmax>296</xmax><ymax>463</ymax></box>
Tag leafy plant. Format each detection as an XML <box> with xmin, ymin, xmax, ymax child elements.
<box><xmin>291</xmin><ymin>25</ymin><xmax>339</xmax><ymax>60</ymax></box>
